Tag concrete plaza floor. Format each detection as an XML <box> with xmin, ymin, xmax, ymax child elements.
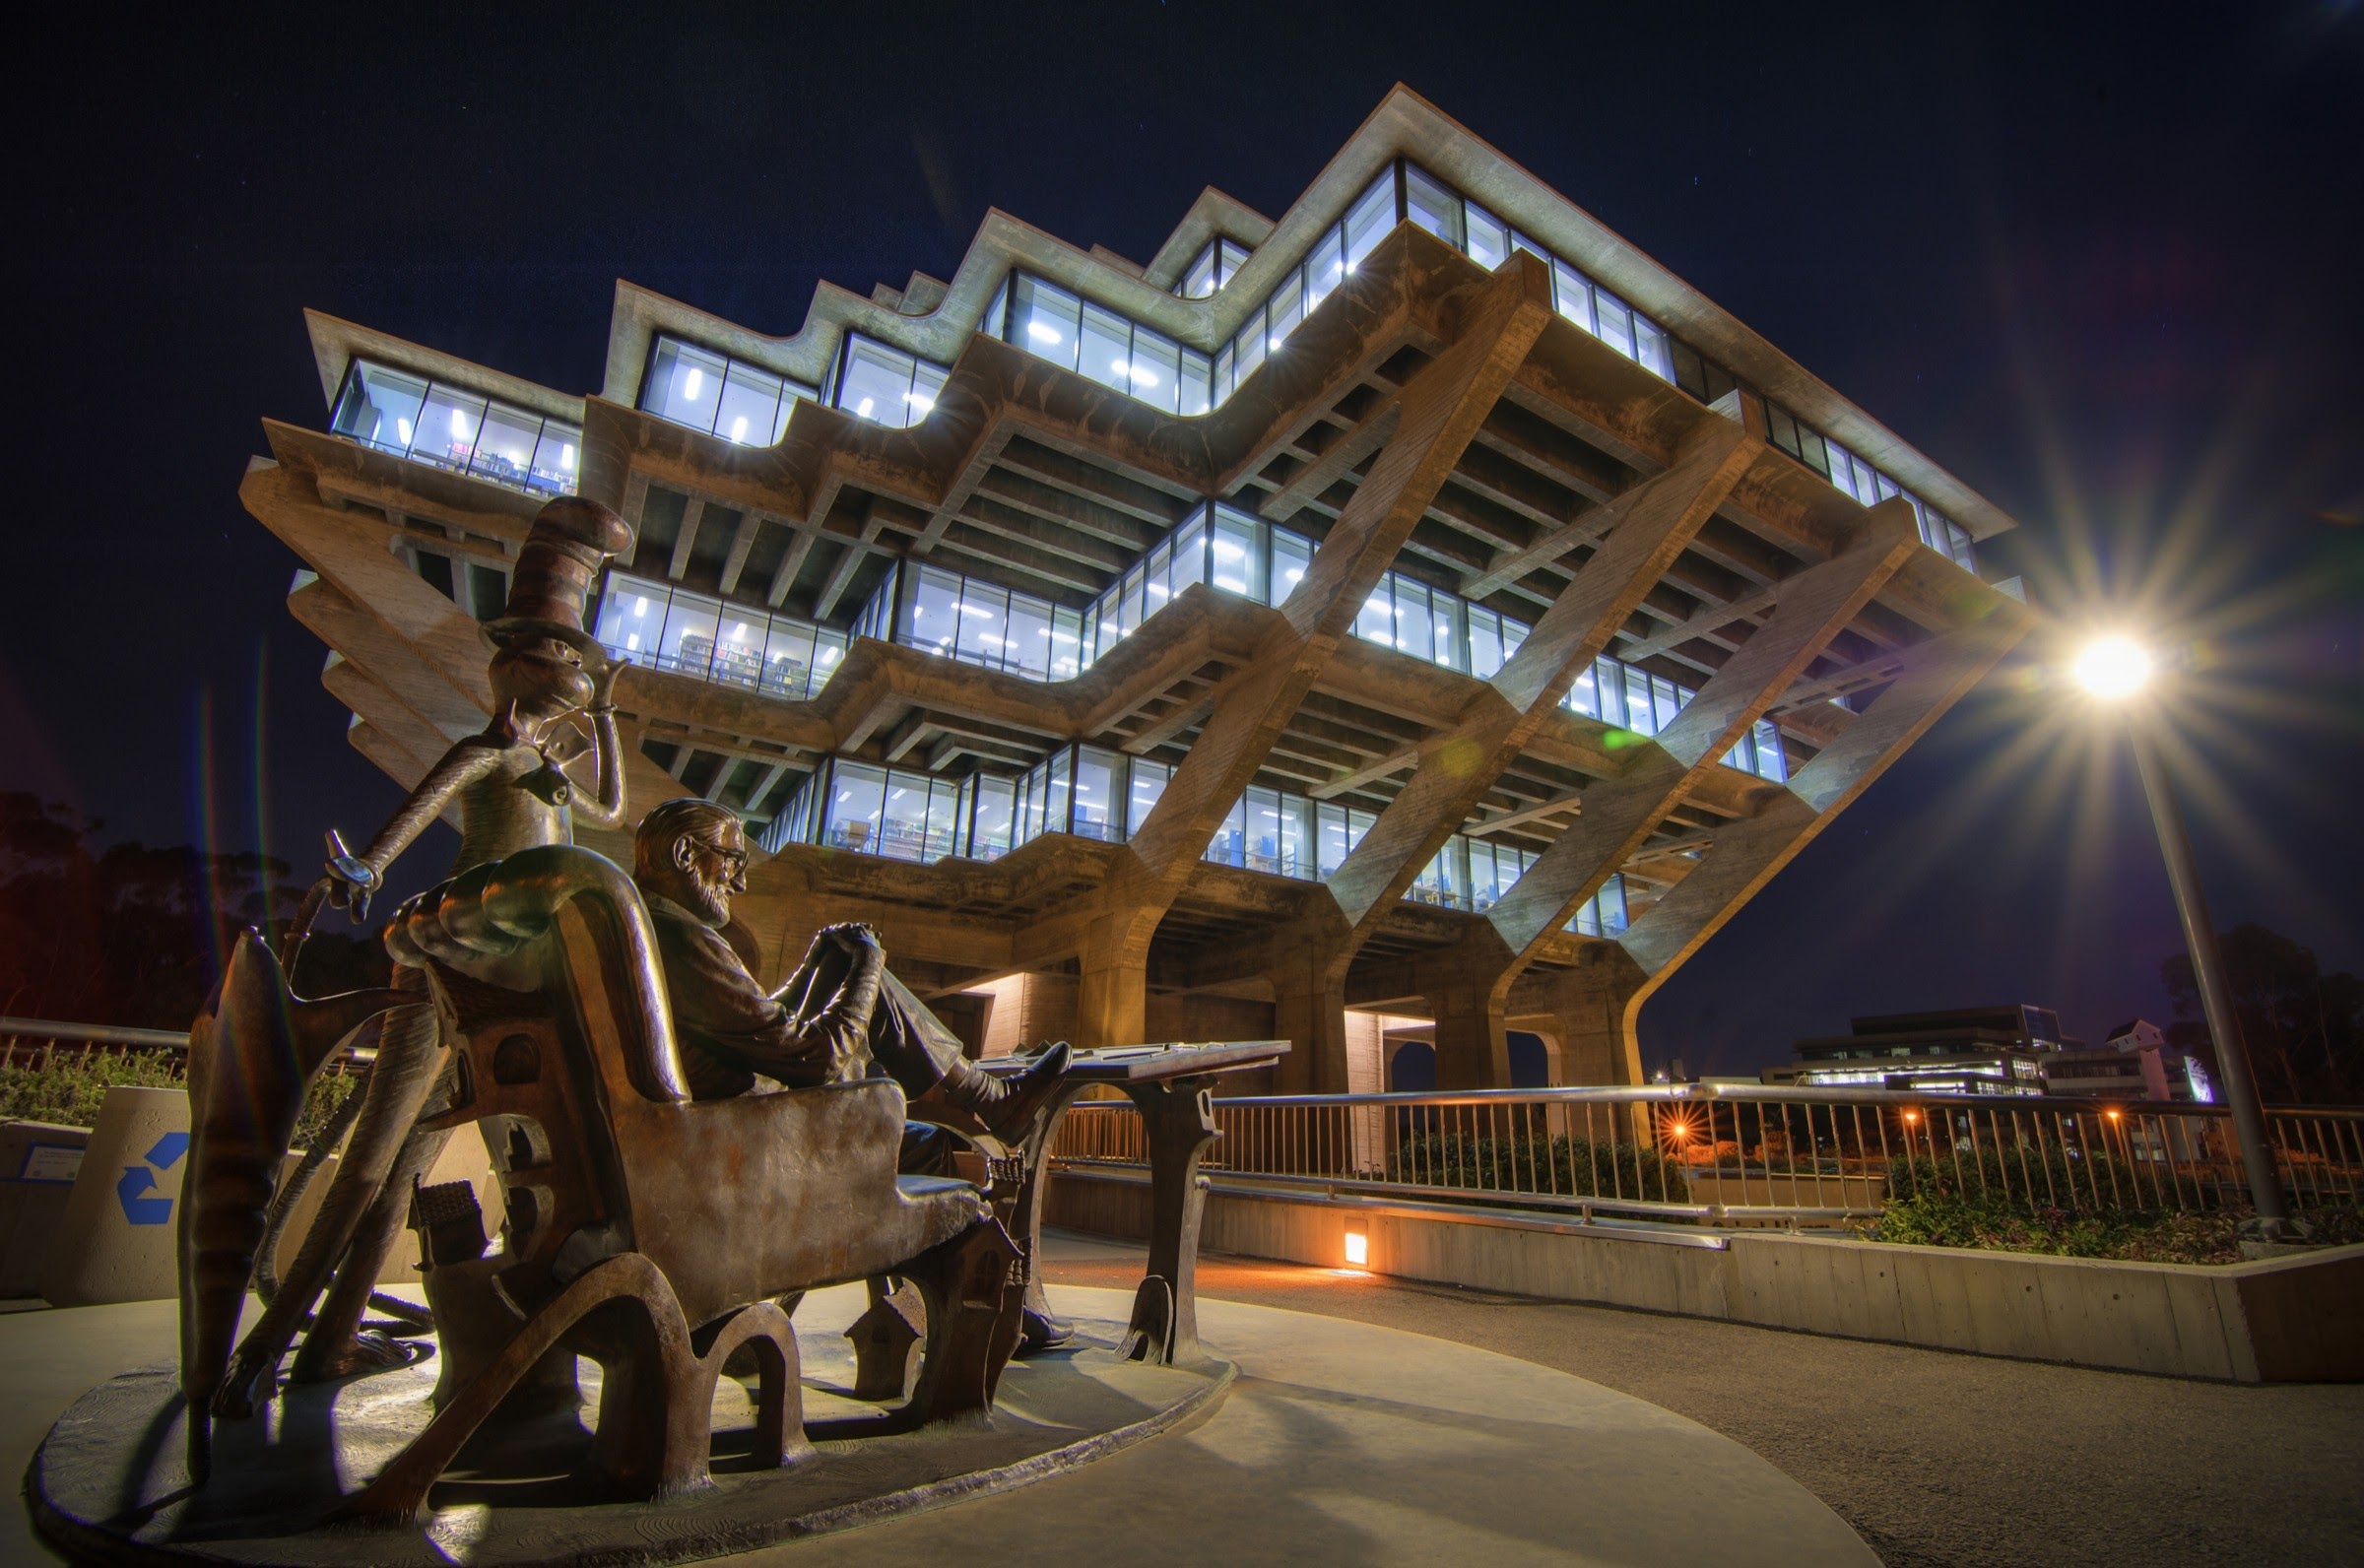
<box><xmin>3</xmin><ymin>1239</ymin><xmax>1870</xmax><ymax>1567</ymax></box>
<box><xmin>1034</xmin><ymin>1234</ymin><xmax>2364</xmax><ymax>1568</ymax></box>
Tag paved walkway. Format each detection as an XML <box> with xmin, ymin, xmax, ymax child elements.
<box><xmin>4</xmin><ymin>1264</ymin><xmax>1870</xmax><ymax>1567</ymax></box>
<box><xmin>1035</xmin><ymin>1233</ymin><xmax>2364</xmax><ymax>1568</ymax></box>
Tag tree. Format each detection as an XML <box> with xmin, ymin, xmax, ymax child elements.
<box><xmin>2161</xmin><ymin>923</ymin><xmax>2364</xmax><ymax>1105</ymax></box>
<box><xmin>0</xmin><ymin>791</ymin><xmax>388</xmax><ymax>1030</ymax></box>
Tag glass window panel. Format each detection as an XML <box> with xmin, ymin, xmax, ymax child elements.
<box><xmin>1795</xmin><ymin>426</ymin><xmax>1831</xmax><ymax>479</ymax></box>
<box><xmin>1211</xmin><ymin>507</ymin><xmax>1263</xmax><ymax>599</ymax></box>
<box><xmin>1215</xmin><ymin>341</ymin><xmax>1236</xmax><ymax>403</ymax></box>
<box><xmin>1080</xmin><ymin>302</ymin><xmax>1133</xmax><ymax>394</ymax></box>
<box><xmin>969</xmin><ymin>776</ymin><xmax>1016</xmax><ymax>860</ymax></box>
<box><xmin>1600</xmin><ymin>875</ymin><xmax>1628</xmax><ymax>935</ymax></box>
<box><xmin>1567</xmin><ymin>658</ymin><xmax>1599</xmax><ymax>718</ymax></box>
<box><xmin>1128</xmin><ymin>328</ymin><xmax>1182</xmax><ymax>414</ymax></box>
<box><xmin>927</xmin><ymin>779</ymin><xmax>963</xmax><ymax>861</ymax></box>
<box><xmin>1007</xmin><ymin>593</ymin><xmax>1051</xmax><ymax>679</ymax></box>
<box><xmin>1050</xmin><ymin>606</ymin><xmax>1084</xmax><ymax>680</ymax></box>
<box><xmin>1725</xmin><ymin>731</ymin><xmax>1755</xmax><ymax>772</ymax></box>
<box><xmin>1594</xmin><ymin>291</ymin><xmax>1637</xmax><ymax>359</ymax></box>
<box><xmin>716</xmin><ymin>361</ymin><xmax>783</xmax><ymax>446</ymax></box>
<box><xmin>908</xmin><ymin>359</ymin><xmax>948</xmax><ymax>421</ymax></box>
<box><xmin>1621</xmin><ymin>667</ymin><xmax>1658</xmax><ymax>735</ymax></box>
<box><xmin>879</xmin><ymin>773</ymin><xmax>935</xmax><ymax>862</ymax></box>
<box><xmin>1594</xmin><ymin>658</ymin><xmax>1626</xmax><ymax>727</ymax></box>
<box><xmin>837</xmin><ymin>338</ymin><xmax>915</xmax><ymax>425</ymax></box>
<box><xmin>1279</xmin><ymin>795</ymin><xmax>1311</xmax><ymax>879</ymax></box>
<box><xmin>1172</xmin><ymin>511</ymin><xmax>1209</xmax><ymax>594</ymax></box>
<box><xmin>1244</xmin><ymin>788</ymin><xmax>1283</xmax><ymax>874</ymax></box>
<box><xmin>1466</xmin><ymin>202</ymin><xmax>1509</xmax><ymax>269</ymax></box>
<box><xmin>414</xmin><ymin>383</ymin><xmax>488</xmax><ymax>475</ymax></box>
<box><xmin>829</xmin><ymin>763</ymin><xmax>887</xmax><ymax>854</ymax></box>
<box><xmin>1043</xmin><ymin>754</ymin><xmax>1071</xmax><ymax>836</ymax></box>
<box><xmin>1219</xmin><ymin>238</ymin><xmax>1251</xmax><ymax>285</ymax></box>
<box><xmin>468</xmin><ymin>402</ymin><xmax>542</xmax><ymax>488</ymax></box>
<box><xmin>1182</xmin><ymin>244</ymin><xmax>1217</xmax><ymax>300</ymax></box>
<box><xmin>1404</xmin><ymin>164</ymin><xmax>1463</xmax><ymax>249</ymax></box>
<box><xmin>762</xmin><ymin>621</ymin><xmax>816</xmax><ymax>699</ymax></box>
<box><xmin>1765</xmin><ymin>403</ymin><xmax>1801</xmax><ymax>458</ymax></box>
<box><xmin>1343</xmin><ymin>172</ymin><xmax>1396</xmax><ymax>269</ymax></box>
<box><xmin>1552</xmin><ymin>262</ymin><xmax>1597</xmax><ymax>334</ymax></box>
<box><xmin>1233</xmin><ymin>307</ymin><xmax>1267</xmax><ymax>381</ymax></box>
<box><xmin>1432</xmin><ymin>593</ymin><xmax>1462</xmax><ymax>672</ymax></box>
<box><xmin>1574</xmin><ymin>894</ymin><xmax>1601</xmax><ymax>938</ymax></box>
<box><xmin>1654</xmin><ymin>676</ymin><xmax>1684</xmax><ymax>731</ymax></box>
<box><xmin>1073</xmin><ymin>748</ymin><xmax>1119</xmax><ymax>842</ymax></box>
<box><xmin>644</xmin><ymin>338</ymin><xmax>728</xmax><ymax>432</ymax></box>
<box><xmin>1265</xmin><ymin>273</ymin><xmax>1303</xmax><ymax>350</ymax></box>
<box><xmin>1013</xmin><ymin>276</ymin><xmax>1084</xmax><ymax>371</ymax></box>
<box><xmin>1393</xmin><ymin>578</ymin><xmax>1434</xmax><ymax>664</ymax></box>
<box><xmin>772</xmin><ymin>381</ymin><xmax>811</xmax><ymax>443</ymax></box>
<box><xmin>1872</xmin><ymin>469</ymin><xmax>1900</xmax><ymax>504</ymax></box>
<box><xmin>527</xmin><ymin>420</ymin><xmax>580</xmax><ymax>493</ymax></box>
<box><xmin>1633</xmin><ymin>316</ymin><xmax>1674</xmax><ymax>381</ymax></box>
<box><xmin>594</xmin><ymin>574</ymin><xmax>662</xmax><ymax>658</ymax></box>
<box><xmin>1356</xmin><ymin>586</ymin><xmax>1395</xmax><ymax>646</ymax></box>
<box><xmin>707</xmin><ymin>611</ymin><xmax>761</xmax><ymax>688</ymax></box>
<box><xmin>1128</xmin><ymin>759</ymin><xmax>1168</xmax><ymax>837</ymax></box>
<box><xmin>1316</xmin><ymin>803</ymin><xmax>1349</xmax><ymax>878</ymax></box>
<box><xmin>954</xmin><ymin>579</ymin><xmax>1010</xmax><ymax>668</ymax></box>
<box><xmin>1471</xmin><ymin>608</ymin><xmax>1506</xmax><ymax>680</ymax></box>
<box><xmin>981</xmin><ymin>276</ymin><xmax>1010</xmax><ymax>343</ymax></box>
<box><xmin>1179</xmin><ymin>348</ymin><xmax>1212</xmax><ymax>417</ymax></box>
<box><xmin>658</xmin><ymin>591</ymin><xmax>723</xmax><ymax>681</ymax></box>
<box><xmin>1272</xmin><ymin>528</ymin><xmax>1310</xmax><ymax>603</ymax></box>
<box><xmin>1753</xmin><ymin>720</ymin><xmax>1787</xmax><ymax>782</ymax></box>
<box><xmin>333</xmin><ymin>361</ymin><xmax>427</xmax><ymax>455</ymax></box>
<box><xmin>1304</xmin><ymin>233</ymin><xmax>1345</xmax><ymax>310</ymax></box>
<box><xmin>905</xmin><ymin>565</ymin><xmax>960</xmax><ymax>655</ymax></box>
<box><xmin>1144</xmin><ymin>541</ymin><xmax>1174</xmax><ymax>614</ymax></box>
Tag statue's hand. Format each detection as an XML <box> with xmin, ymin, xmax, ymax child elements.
<box><xmin>821</xmin><ymin>921</ymin><xmax>880</xmax><ymax>953</ymax></box>
<box><xmin>589</xmin><ymin>654</ymin><xmax>626</xmax><ymax>712</ymax></box>
<box><xmin>322</xmin><ymin>858</ymin><xmax>379</xmax><ymax>918</ymax></box>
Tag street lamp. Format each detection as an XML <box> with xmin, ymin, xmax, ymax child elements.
<box><xmin>2074</xmin><ymin>634</ymin><xmax>2288</xmax><ymax>1226</ymax></box>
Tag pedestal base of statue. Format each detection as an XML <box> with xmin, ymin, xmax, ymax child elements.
<box><xmin>30</xmin><ymin>1304</ymin><xmax>1233</xmax><ymax>1567</ymax></box>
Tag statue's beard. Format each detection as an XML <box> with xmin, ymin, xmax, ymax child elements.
<box><xmin>684</xmin><ymin>870</ymin><xmax>733</xmax><ymax>928</ymax></box>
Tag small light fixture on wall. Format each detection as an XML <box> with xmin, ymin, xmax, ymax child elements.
<box><xmin>1343</xmin><ymin>1230</ymin><xmax>1368</xmax><ymax>1268</ymax></box>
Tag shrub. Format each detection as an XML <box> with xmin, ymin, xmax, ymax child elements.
<box><xmin>0</xmin><ymin>1052</ymin><xmax>361</xmax><ymax>1148</ymax></box>
<box><xmin>1387</xmin><ymin>1132</ymin><xmax>1690</xmax><ymax>1206</ymax></box>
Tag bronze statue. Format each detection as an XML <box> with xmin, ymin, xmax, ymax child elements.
<box><xmin>207</xmin><ymin>496</ymin><xmax>635</xmax><ymax>1415</ymax></box>
<box><xmin>630</xmin><ymin>798</ymin><xmax>1069</xmax><ymax>1135</ymax></box>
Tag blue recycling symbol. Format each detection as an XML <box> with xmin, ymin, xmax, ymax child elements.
<box><xmin>115</xmin><ymin>1132</ymin><xmax>189</xmax><ymax>1226</ymax></box>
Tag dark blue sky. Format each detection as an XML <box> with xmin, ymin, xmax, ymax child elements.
<box><xmin>6</xmin><ymin>2</ymin><xmax>2358</xmax><ymax>1073</ymax></box>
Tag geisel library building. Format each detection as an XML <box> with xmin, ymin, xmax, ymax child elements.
<box><xmin>245</xmin><ymin>88</ymin><xmax>2031</xmax><ymax>1094</ymax></box>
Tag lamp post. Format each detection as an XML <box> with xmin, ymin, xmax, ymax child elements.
<box><xmin>2073</xmin><ymin>636</ymin><xmax>2287</xmax><ymax>1225</ymax></box>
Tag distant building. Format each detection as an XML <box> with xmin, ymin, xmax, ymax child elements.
<box><xmin>1763</xmin><ymin>1004</ymin><xmax>2070</xmax><ymax>1094</ymax></box>
<box><xmin>2047</xmin><ymin>1017</ymin><xmax>2212</xmax><ymax>1103</ymax></box>
<box><xmin>1766</xmin><ymin>1008</ymin><xmax>2215</xmax><ymax>1101</ymax></box>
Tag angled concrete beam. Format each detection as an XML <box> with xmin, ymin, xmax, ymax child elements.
<box><xmin>1618</xmin><ymin>604</ymin><xmax>2029</xmax><ymax>981</ymax></box>
<box><xmin>1460</xmin><ymin>499</ymin><xmax>1616</xmax><ymax>600</ymax></box>
<box><xmin>1258</xmin><ymin>398</ymin><xmax>1401</xmax><ymax>523</ymax></box>
<box><xmin>1323</xmin><ymin>415</ymin><xmax>1759</xmax><ymax>939</ymax></box>
<box><xmin>715</xmin><ymin>509</ymin><xmax>764</xmax><ymax>595</ymax></box>
<box><xmin>765</xmin><ymin>526</ymin><xmax>819</xmax><ymax>608</ymax></box>
<box><xmin>812</xmin><ymin>518</ymin><xmax>885</xmax><ymax>620</ymax></box>
<box><xmin>667</xmin><ymin>497</ymin><xmax>707</xmax><ymax>581</ymax></box>
<box><xmin>1484</xmin><ymin>498</ymin><xmax>1921</xmax><ymax>963</ymax></box>
<box><xmin>1616</xmin><ymin>576</ymin><xmax>1787</xmax><ymax>661</ymax></box>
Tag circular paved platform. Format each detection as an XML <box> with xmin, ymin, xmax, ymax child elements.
<box><xmin>9</xmin><ymin>1267</ymin><xmax>1874</xmax><ymax>1566</ymax></box>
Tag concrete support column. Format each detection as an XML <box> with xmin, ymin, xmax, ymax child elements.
<box><xmin>1427</xmin><ymin>968</ymin><xmax>1514</xmax><ymax>1090</ymax></box>
<box><xmin>1270</xmin><ymin>933</ymin><xmax>1352</xmax><ymax>1095</ymax></box>
<box><xmin>1076</xmin><ymin>920</ymin><xmax>1149</xmax><ymax>1051</ymax></box>
<box><xmin>1513</xmin><ymin>949</ymin><xmax>1650</xmax><ymax>1086</ymax></box>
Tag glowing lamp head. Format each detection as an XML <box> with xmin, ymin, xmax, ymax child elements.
<box><xmin>2074</xmin><ymin>636</ymin><xmax>2153</xmax><ymax>699</ymax></box>
<box><xmin>1903</xmin><ymin>1108</ymin><xmax>1920</xmax><ymax>1125</ymax></box>
<box><xmin>1343</xmin><ymin>1230</ymin><xmax>1368</xmax><ymax>1268</ymax></box>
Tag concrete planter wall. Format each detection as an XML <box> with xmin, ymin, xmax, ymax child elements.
<box><xmin>1046</xmin><ymin>1167</ymin><xmax>2364</xmax><ymax>1383</ymax></box>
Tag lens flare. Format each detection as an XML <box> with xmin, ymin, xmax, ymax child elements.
<box><xmin>2073</xmin><ymin>636</ymin><xmax>2152</xmax><ymax>698</ymax></box>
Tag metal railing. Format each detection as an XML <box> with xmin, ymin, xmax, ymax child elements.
<box><xmin>1049</xmin><ymin>1083</ymin><xmax>2364</xmax><ymax>1226</ymax></box>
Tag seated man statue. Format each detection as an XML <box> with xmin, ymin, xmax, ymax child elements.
<box><xmin>630</xmin><ymin>798</ymin><xmax>1068</xmax><ymax>1141</ymax></box>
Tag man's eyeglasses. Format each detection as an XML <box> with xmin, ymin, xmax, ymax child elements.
<box><xmin>689</xmin><ymin>838</ymin><xmax>750</xmax><ymax>873</ymax></box>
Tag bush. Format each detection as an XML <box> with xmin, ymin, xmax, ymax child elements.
<box><xmin>1865</xmin><ymin>1151</ymin><xmax>2364</xmax><ymax>1263</ymax></box>
<box><xmin>0</xmin><ymin>1052</ymin><xmax>361</xmax><ymax>1148</ymax></box>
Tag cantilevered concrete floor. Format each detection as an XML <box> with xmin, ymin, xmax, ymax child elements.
<box><xmin>1</xmin><ymin>1242</ymin><xmax>1871</xmax><ymax>1567</ymax></box>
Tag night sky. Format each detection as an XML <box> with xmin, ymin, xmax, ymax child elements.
<box><xmin>8</xmin><ymin>3</ymin><xmax>2359</xmax><ymax>1075</ymax></box>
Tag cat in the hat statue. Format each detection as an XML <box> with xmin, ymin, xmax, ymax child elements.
<box><xmin>209</xmin><ymin>495</ymin><xmax>637</xmax><ymax>1410</ymax></box>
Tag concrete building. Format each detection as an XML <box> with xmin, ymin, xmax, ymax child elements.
<box><xmin>243</xmin><ymin>87</ymin><xmax>2030</xmax><ymax>1092</ymax></box>
<box><xmin>1765</xmin><ymin>1005</ymin><xmax>2068</xmax><ymax>1095</ymax></box>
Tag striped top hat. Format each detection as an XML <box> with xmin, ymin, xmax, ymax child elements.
<box><xmin>483</xmin><ymin>496</ymin><xmax>633</xmax><ymax>657</ymax></box>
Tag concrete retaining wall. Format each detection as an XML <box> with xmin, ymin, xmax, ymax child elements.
<box><xmin>1045</xmin><ymin>1167</ymin><xmax>2364</xmax><ymax>1383</ymax></box>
